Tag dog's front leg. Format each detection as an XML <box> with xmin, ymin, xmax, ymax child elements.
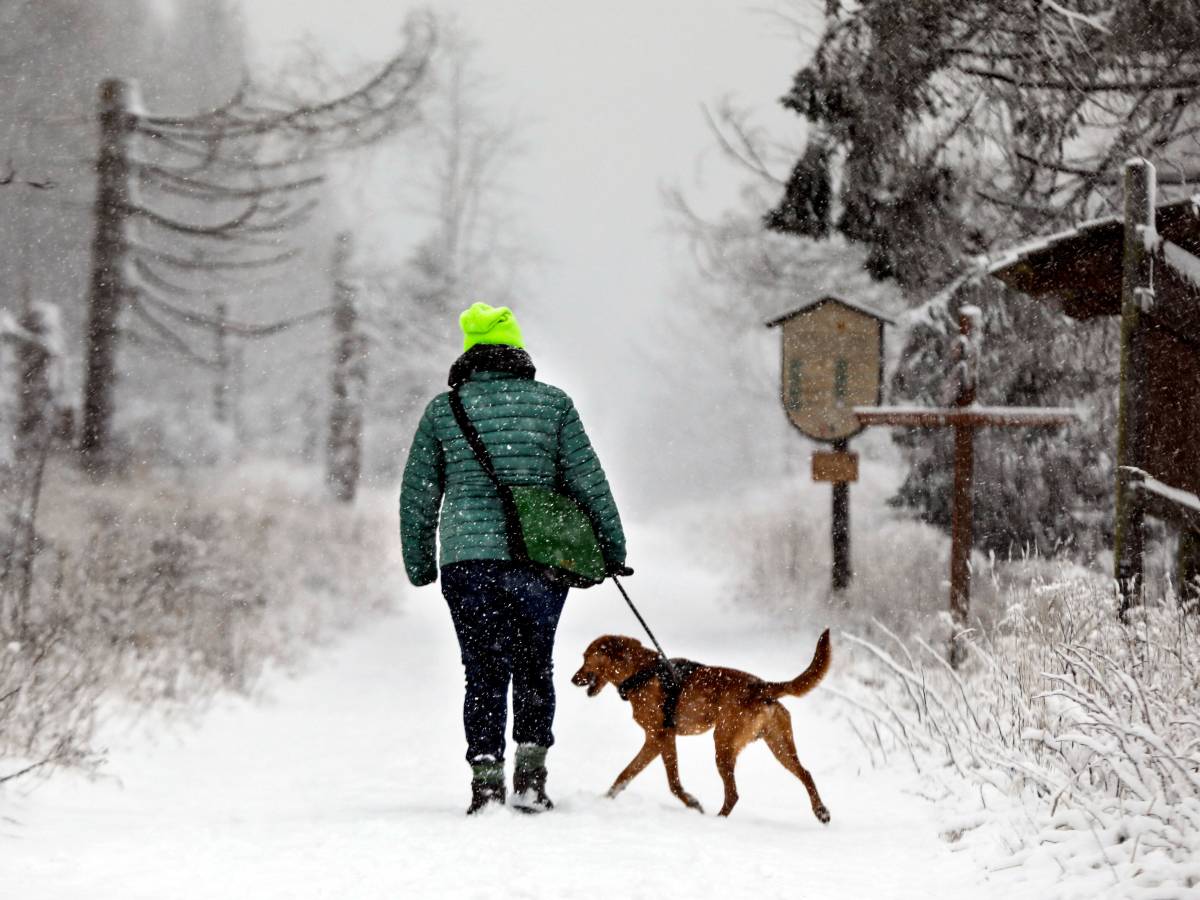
<box><xmin>660</xmin><ymin>735</ymin><xmax>704</xmax><ymax>813</ymax></box>
<box><xmin>607</xmin><ymin>733</ymin><xmax>662</xmax><ymax>798</ymax></box>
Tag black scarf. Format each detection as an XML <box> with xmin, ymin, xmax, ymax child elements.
<box><xmin>448</xmin><ymin>344</ymin><xmax>537</xmax><ymax>389</ymax></box>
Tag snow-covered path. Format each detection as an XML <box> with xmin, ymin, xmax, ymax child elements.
<box><xmin>4</xmin><ymin>523</ymin><xmax>1003</xmax><ymax>899</ymax></box>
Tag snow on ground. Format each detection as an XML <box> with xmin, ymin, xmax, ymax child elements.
<box><xmin>3</xmin><ymin>514</ymin><xmax>1019</xmax><ymax>899</ymax></box>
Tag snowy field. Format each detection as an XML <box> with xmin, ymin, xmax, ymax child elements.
<box><xmin>0</xmin><ymin>514</ymin><xmax>1028</xmax><ymax>900</ymax></box>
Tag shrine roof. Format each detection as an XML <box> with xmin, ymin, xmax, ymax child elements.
<box><xmin>984</xmin><ymin>195</ymin><xmax>1200</xmax><ymax>343</ymax></box>
<box><xmin>765</xmin><ymin>295</ymin><xmax>896</xmax><ymax>328</ymax></box>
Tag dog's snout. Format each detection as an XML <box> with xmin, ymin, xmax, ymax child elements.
<box><xmin>572</xmin><ymin>666</ymin><xmax>602</xmax><ymax>696</ymax></box>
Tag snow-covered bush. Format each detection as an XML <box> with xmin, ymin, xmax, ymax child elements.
<box><xmin>701</xmin><ymin>467</ymin><xmax>1002</xmax><ymax>637</ymax></box>
<box><xmin>0</xmin><ymin>626</ymin><xmax>102</xmax><ymax>786</ymax></box>
<box><xmin>840</xmin><ymin>573</ymin><xmax>1200</xmax><ymax>897</ymax></box>
<box><xmin>0</xmin><ymin>460</ymin><xmax>396</xmax><ymax>786</ymax></box>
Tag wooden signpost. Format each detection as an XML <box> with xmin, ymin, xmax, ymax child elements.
<box><xmin>855</xmin><ymin>307</ymin><xmax>1076</xmax><ymax>664</ymax></box>
<box><xmin>768</xmin><ymin>296</ymin><xmax>892</xmax><ymax>592</ymax></box>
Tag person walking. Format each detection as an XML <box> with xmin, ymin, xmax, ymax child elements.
<box><xmin>400</xmin><ymin>303</ymin><xmax>629</xmax><ymax>815</ymax></box>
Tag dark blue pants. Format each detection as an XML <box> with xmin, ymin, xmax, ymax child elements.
<box><xmin>441</xmin><ymin>561</ymin><xmax>569</xmax><ymax>764</ymax></box>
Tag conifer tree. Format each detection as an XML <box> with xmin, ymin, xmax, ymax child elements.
<box><xmin>767</xmin><ymin>0</ymin><xmax>1200</xmax><ymax>556</ymax></box>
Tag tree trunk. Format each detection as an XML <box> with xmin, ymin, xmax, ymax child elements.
<box><xmin>213</xmin><ymin>299</ymin><xmax>230</xmax><ymax>426</ymax></box>
<box><xmin>299</xmin><ymin>388</ymin><xmax>319</xmax><ymax>463</ymax></box>
<box><xmin>80</xmin><ymin>78</ymin><xmax>136</xmax><ymax>475</ymax></box>
<box><xmin>326</xmin><ymin>232</ymin><xmax>367</xmax><ymax>503</ymax></box>
<box><xmin>15</xmin><ymin>304</ymin><xmax>56</xmax><ymax>457</ymax></box>
<box><xmin>6</xmin><ymin>304</ymin><xmax>59</xmax><ymax>635</ymax></box>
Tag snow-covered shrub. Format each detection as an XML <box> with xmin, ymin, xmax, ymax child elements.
<box><xmin>701</xmin><ymin>469</ymin><xmax>1002</xmax><ymax>637</ymax></box>
<box><xmin>840</xmin><ymin>573</ymin><xmax>1200</xmax><ymax>897</ymax></box>
<box><xmin>0</xmin><ymin>460</ymin><xmax>396</xmax><ymax>786</ymax></box>
<box><xmin>0</xmin><ymin>625</ymin><xmax>103</xmax><ymax>786</ymax></box>
<box><xmin>111</xmin><ymin>399</ymin><xmax>237</xmax><ymax>471</ymax></box>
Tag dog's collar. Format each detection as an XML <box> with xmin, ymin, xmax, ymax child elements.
<box><xmin>617</xmin><ymin>659</ymin><xmax>699</xmax><ymax>730</ymax></box>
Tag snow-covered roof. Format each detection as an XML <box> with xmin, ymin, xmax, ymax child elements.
<box><xmin>983</xmin><ymin>194</ymin><xmax>1200</xmax><ymax>334</ymax></box>
<box><xmin>982</xmin><ymin>194</ymin><xmax>1200</xmax><ymax>277</ymax></box>
<box><xmin>765</xmin><ymin>294</ymin><xmax>896</xmax><ymax>328</ymax></box>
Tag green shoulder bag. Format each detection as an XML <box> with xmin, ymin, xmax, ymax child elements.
<box><xmin>449</xmin><ymin>390</ymin><xmax>607</xmax><ymax>588</ymax></box>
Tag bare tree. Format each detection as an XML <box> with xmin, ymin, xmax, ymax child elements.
<box><xmin>1</xmin><ymin>301</ymin><xmax>62</xmax><ymax>635</ymax></box>
<box><xmin>326</xmin><ymin>233</ymin><xmax>367</xmax><ymax>503</ymax></box>
<box><xmin>79</xmin><ymin>13</ymin><xmax>436</xmax><ymax>474</ymax></box>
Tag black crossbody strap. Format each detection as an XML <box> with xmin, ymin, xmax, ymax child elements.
<box><xmin>448</xmin><ymin>389</ymin><xmax>530</xmax><ymax>563</ymax></box>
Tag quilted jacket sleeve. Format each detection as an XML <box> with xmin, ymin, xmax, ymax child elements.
<box><xmin>399</xmin><ymin>399</ymin><xmax>445</xmax><ymax>586</ymax></box>
<box><xmin>557</xmin><ymin>398</ymin><xmax>626</xmax><ymax>568</ymax></box>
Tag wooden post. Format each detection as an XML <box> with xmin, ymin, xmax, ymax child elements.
<box><xmin>831</xmin><ymin>437</ymin><xmax>851</xmax><ymax>592</ymax></box>
<box><xmin>327</xmin><ymin>232</ymin><xmax>367</xmax><ymax>503</ymax></box>
<box><xmin>855</xmin><ymin>304</ymin><xmax>1074</xmax><ymax>666</ymax></box>
<box><xmin>1115</xmin><ymin>158</ymin><xmax>1154</xmax><ymax>615</ymax></box>
<box><xmin>768</xmin><ymin>297</ymin><xmax>890</xmax><ymax>598</ymax></box>
<box><xmin>949</xmin><ymin>307</ymin><xmax>979</xmax><ymax>663</ymax></box>
<box><xmin>80</xmin><ymin>78</ymin><xmax>136</xmax><ymax>474</ymax></box>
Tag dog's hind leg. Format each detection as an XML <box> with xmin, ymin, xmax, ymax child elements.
<box><xmin>607</xmin><ymin>733</ymin><xmax>661</xmax><ymax>798</ymax></box>
<box><xmin>713</xmin><ymin>721</ymin><xmax>755</xmax><ymax>817</ymax></box>
<box><xmin>762</xmin><ymin>704</ymin><xmax>830</xmax><ymax>824</ymax></box>
<box><xmin>660</xmin><ymin>735</ymin><xmax>703</xmax><ymax>813</ymax></box>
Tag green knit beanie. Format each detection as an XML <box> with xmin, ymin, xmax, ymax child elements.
<box><xmin>460</xmin><ymin>302</ymin><xmax>524</xmax><ymax>352</ymax></box>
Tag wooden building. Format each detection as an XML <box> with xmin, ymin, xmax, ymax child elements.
<box><xmin>987</xmin><ymin>171</ymin><xmax>1200</xmax><ymax>602</ymax></box>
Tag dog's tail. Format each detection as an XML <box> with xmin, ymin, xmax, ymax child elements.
<box><xmin>764</xmin><ymin>629</ymin><xmax>831</xmax><ymax>700</ymax></box>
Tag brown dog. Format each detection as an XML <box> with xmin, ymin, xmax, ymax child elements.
<box><xmin>571</xmin><ymin>630</ymin><xmax>832</xmax><ymax>821</ymax></box>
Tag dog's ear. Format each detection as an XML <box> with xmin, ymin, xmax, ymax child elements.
<box><xmin>594</xmin><ymin>635</ymin><xmax>636</xmax><ymax>662</ymax></box>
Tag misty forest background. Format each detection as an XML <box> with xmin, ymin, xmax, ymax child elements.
<box><xmin>3</xmin><ymin>4</ymin><xmax>1200</xmax><ymax>886</ymax></box>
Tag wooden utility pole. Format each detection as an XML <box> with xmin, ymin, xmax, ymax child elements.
<box><xmin>1114</xmin><ymin>158</ymin><xmax>1155</xmax><ymax>615</ymax></box>
<box><xmin>856</xmin><ymin>307</ymin><xmax>1075</xmax><ymax>665</ymax></box>
<box><xmin>80</xmin><ymin>78</ymin><xmax>135</xmax><ymax>474</ymax></box>
<box><xmin>327</xmin><ymin>232</ymin><xmax>367</xmax><ymax>503</ymax></box>
<box><xmin>948</xmin><ymin>307</ymin><xmax>980</xmax><ymax>636</ymax></box>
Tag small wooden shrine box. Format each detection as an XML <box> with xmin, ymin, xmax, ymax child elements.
<box><xmin>766</xmin><ymin>296</ymin><xmax>893</xmax><ymax>443</ymax></box>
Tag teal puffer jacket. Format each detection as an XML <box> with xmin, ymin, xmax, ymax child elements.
<box><xmin>399</xmin><ymin>355</ymin><xmax>626</xmax><ymax>586</ymax></box>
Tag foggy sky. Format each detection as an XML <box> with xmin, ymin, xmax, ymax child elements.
<box><xmin>241</xmin><ymin>0</ymin><xmax>812</xmax><ymax>512</ymax></box>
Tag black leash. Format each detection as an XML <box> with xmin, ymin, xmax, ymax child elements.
<box><xmin>611</xmin><ymin>575</ymin><xmax>680</xmax><ymax>683</ymax></box>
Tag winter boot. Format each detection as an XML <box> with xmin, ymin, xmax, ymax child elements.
<box><xmin>511</xmin><ymin>744</ymin><xmax>553</xmax><ymax>814</ymax></box>
<box><xmin>466</xmin><ymin>756</ymin><xmax>505</xmax><ymax>815</ymax></box>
